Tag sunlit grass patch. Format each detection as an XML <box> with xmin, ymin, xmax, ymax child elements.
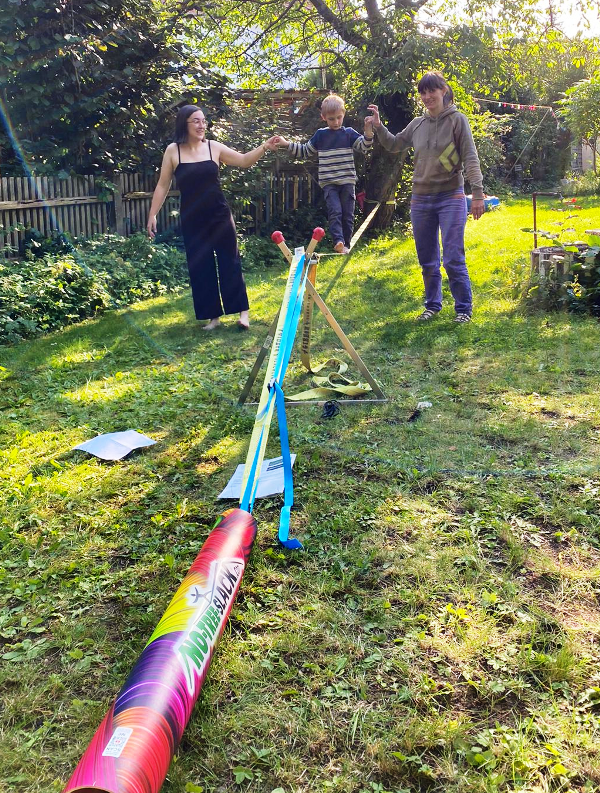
<box><xmin>2</xmin><ymin>199</ymin><xmax>600</xmax><ymax>792</ymax></box>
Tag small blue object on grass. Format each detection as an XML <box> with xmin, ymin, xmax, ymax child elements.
<box><xmin>466</xmin><ymin>195</ymin><xmax>500</xmax><ymax>213</ymax></box>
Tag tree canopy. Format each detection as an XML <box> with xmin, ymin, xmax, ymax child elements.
<box><xmin>560</xmin><ymin>76</ymin><xmax>600</xmax><ymax>172</ymax></box>
<box><xmin>0</xmin><ymin>0</ymin><xmax>227</xmax><ymax>174</ymax></box>
<box><xmin>1</xmin><ymin>0</ymin><xmax>598</xmax><ymax>202</ymax></box>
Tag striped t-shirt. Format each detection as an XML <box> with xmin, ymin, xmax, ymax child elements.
<box><xmin>287</xmin><ymin>127</ymin><xmax>372</xmax><ymax>187</ymax></box>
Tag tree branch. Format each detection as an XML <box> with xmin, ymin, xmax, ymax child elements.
<box><xmin>395</xmin><ymin>0</ymin><xmax>430</xmax><ymax>11</ymax></box>
<box><xmin>307</xmin><ymin>0</ymin><xmax>368</xmax><ymax>48</ymax></box>
<box><xmin>364</xmin><ymin>0</ymin><xmax>395</xmax><ymax>38</ymax></box>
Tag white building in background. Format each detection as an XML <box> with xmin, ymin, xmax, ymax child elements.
<box><xmin>571</xmin><ymin>138</ymin><xmax>597</xmax><ymax>173</ymax></box>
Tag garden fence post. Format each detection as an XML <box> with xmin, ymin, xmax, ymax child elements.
<box><xmin>113</xmin><ymin>174</ymin><xmax>126</xmax><ymax>236</ymax></box>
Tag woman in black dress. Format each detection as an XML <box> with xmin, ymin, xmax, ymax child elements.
<box><xmin>147</xmin><ymin>105</ymin><xmax>278</xmax><ymax>330</ymax></box>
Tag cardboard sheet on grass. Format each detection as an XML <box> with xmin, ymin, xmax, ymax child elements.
<box><xmin>219</xmin><ymin>455</ymin><xmax>296</xmax><ymax>500</ymax></box>
<box><xmin>74</xmin><ymin>430</ymin><xmax>156</xmax><ymax>461</ymax></box>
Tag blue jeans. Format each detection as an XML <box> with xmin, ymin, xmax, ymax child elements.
<box><xmin>410</xmin><ymin>189</ymin><xmax>472</xmax><ymax>315</ymax></box>
<box><xmin>323</xmin><ymin>183</ymin><xmax>355</xmax><ymax>247</ymax></box>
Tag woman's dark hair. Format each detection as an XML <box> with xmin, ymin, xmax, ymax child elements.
<box><xmin>417</xmin><ymin>71</ymin><xmax>454</xmax><ymax>106</ymax></box>
<box><xmin>174</xmin><ymin>105</ymin><xmax>204</xmax><ymax>144</ymax></box>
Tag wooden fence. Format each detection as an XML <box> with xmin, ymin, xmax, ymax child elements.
<box><xmin>0</xmin><ymin>169</ymin><xmax>319</xmax><ymax>258</ymax></box>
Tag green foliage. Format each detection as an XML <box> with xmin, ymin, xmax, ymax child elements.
<box><xmin>565</xmin><ymin>246</ymin><xmax>600</xmax><ymax>315</ymax></box>
<box><xmin>0</xmin><ymin>233</ymin><xmax>187</xmax><ymax>344</ymax></box>
<box><xmin>462</xmin><ymin>112</ymin><xmax>511</xmax><ymax>194</ymax></box>
<box><xmin>268</xmin><ymin>200</ymin><xmax>329</xmax><ymax>248</ymax></box>
<box><xmin>239</xmin><ymin>236</ymin><xmax>285</xmax><ymax>272</ymax></box>
<box><xmin>523</xmin><ymin>194</ymin><xmax>600</xmax><ymax>315</ymax></box>
<box><xmin>560</xmin><ymin>76</ymin><xmax>600</xmax><ymax>172</ymax></box>
<box><xmin>560</xmin><ymin>169</ymin><xmax>600</xmax><ymax>196</ymax></box>
<box><xmin>19</xmin><ymin>228</ymin><xmax>75</xmax><ymax>259</ymax></box>
<box><xmin>0</xmin><ymin>0</ymin><xmax>228</xmax><ymax>175</ymax></box>
<box><xmin>3</xmin><ymin>200</ymin><xmax>600</xmax><ymax>792</ymax></box>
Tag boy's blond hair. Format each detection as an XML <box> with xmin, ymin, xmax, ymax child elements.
<box><xmin>320</xmin><ymin>94</ymin><xmax>345</xmax><ymax>115</ymax></box>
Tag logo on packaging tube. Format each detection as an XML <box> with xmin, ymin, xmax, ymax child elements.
<box><xmin>176</xmin><ymin>558</ymin><xmax>243</xmax><ymax>694</ymax></box>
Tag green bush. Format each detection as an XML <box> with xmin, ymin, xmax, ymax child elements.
<box><xmin>565</xmin><ymin>246</ymin><xmax>600</xmax><ymax>315</ymax></box>
<box><xmin>239</xmin><ymin>235</ymin><xmax>285</xmax><ymax>271</ymax></box>
<box><xmin>0</xmin><ymin>233</ymin><xmax>187</xmax><ymax>345</ymax></box>
<box><xmin>268</xmin><ymin>199</ymin><xmax>329</xmax><ymax>246</ymax></box>
<box><xmin>525</xmin><ymin>245</ymin><xmax>600</xmax><ymax>315</ymax></box>
<box><xmin>559</xmin><ymin>170</ymin><xmax>600</xmax><ymax>197</ymax></box>
<box><xmin>19</xmin><ymin>227</ymin><xmax>75</xmax><ymax>258</ymax></box>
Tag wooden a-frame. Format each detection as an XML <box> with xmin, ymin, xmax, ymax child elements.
<box><xmin>238</xmin><ymin>251</ymin><xmax>386</xmax><ymax>407</ymax></box>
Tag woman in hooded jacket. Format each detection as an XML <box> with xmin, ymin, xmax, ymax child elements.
<box><xmin>366</xmin><ymin>71</ymin><xmax>485</xmax><ymax>323</ymax></box>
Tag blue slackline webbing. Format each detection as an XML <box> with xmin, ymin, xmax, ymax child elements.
<box><xmin>272</xmin><ymin>379</ymin><xmax>302</xmax><ymax>549</ymax></box>
<box><xmin>239</xmin><ymin>252</ymin><xmax>309</xmax><ymax>530</ymax></box>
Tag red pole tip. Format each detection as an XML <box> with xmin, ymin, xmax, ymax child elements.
<box><xmin>271</xmin><ymin>231</ymin><xmax>285</xmax><ymax>244</ymax></box>
<box><xmin>312</xmin><ymin>227</ymin><xmax>325</xmax><ymax>241</ymax></box>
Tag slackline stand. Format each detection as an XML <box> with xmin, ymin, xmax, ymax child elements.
<box><xmin>238</xmin><ymin>224</ymin><xmax>386</xmax><ymax>408</ymax></box>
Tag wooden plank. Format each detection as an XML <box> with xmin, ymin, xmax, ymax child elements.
<box><xmin>114</xmin><ymin>174</ymin><xmax>125</xmax><ymax>236</ymax></box>
<box><xmin>83</xmin><ymin>176</ymin><xmax>91</xmax><ymax>238</ymax></box>
<box><xmin>0</xmin><ymin>195</ymin><xmax>104</xmax><ymax>211</ymax></box>
<box><xmin>46</xmin><ymin>172</ymin><xmax>58</xmax><ymax>235</ymax></box>
<box><xmin>31</xmin><ymin>177</ymin><xmax>40</xmax><ymax>237</ymax></box>
<box><xmin>7</xmin><ymin>177</ymin><xmax>16</xmax><ymax>252</ymax></box>
<box><xmin>66</xmin><ymin>176</ymin><xmax>75</xmax><ymax>238</ymax></box>
<box><xmin>0</xmin><ymin>177</ymin><xmax>8</xmax><ymax>256</ymax></box>
<box><xmin>15</xmin><ymin>178</ymin><xmax>25</xmax><ymax>237</ymax></box>
<box><xmin>78</xmin><ymin>178</ymin><xmax>87</xmax><ymax>238</ymax></box>
<box><xmin>71</xmin><ymin>176</ymin><xmax>80</xmax><ymax>239</ymax></box>
<box><xmin>34</xmin><ymin>177</ymin><xmax>44</xmax><ymax>236</ymax></box>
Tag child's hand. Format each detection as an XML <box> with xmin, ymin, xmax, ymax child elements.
<box><xmin>364</xmin><ymin>116</ymin><xmax>373</xmax><ymax>137</ymax></box>
<box><xmin>264</xmin><ymin>136</ymin><xmax>280</xmax><ymax>151</ymax></box>
<box><xmin>272</xmin><ymin>135</ymin><xmax>289</xmax><ymax>148</ymax></box>
<box><xmin>366</xmin><ymin>104</ymin><xmax>381</xmax><ymax>129</ymax></box>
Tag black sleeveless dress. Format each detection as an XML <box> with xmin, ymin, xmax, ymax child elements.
<box><xmin>175</xmin><ymin>141</ymin><xmax>249</xmax><ymax>320</ymax></box>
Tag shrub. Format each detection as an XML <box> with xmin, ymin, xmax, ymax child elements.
<box><xmin>524</xmin><ymin>245</ymin><xmax>600</xmax><ymax>315</ymax></box>
<box><xmin>559</xmin><ymin>170</ymin><xmax>600</xmax><ymax>197</ymax></box>
<box><xmin>564</xmin><ymin>246</ymin><xmax>600</xmax><ymax>315</ymax></box>
<box><xmin>239</xmin><ymin>235</ymin><xmax>285</xmax><ymax>271</ymax></box>
<box><xmin>0</xmin><ymin>233</ymin><xmax>187</xmax><ymax>345</ymax></box>
<box><xmin>19</xmin><ymin>227</ymin><xmax>75</xmax><ymax>258</ymax></box>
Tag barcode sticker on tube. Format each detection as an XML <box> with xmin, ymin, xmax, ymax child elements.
<box><xmin>102</xmin><ymin>727</ymin><xmax>133</xmax><ymax>758</ymax></box>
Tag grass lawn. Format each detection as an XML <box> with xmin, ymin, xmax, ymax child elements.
<box><xmin>1</xmin><ymin>196</ymin><xmax>600</xmax><ymax>793</ymax></box>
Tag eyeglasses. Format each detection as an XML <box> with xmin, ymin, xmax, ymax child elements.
<box><xmin>187</xmin><ymin>118</ymin><xmax>208</xmax><ymax>126</ymax></box>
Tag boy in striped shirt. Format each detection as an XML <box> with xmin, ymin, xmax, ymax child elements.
<box><xmin>275</xmin><ymin>95</ymin><xmax>373</xmax><ymax>254</ymax></box>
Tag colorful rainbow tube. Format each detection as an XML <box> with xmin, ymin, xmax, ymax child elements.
<box><xmin>63</xmin><ymin>508</ymin><xmax>257</xmax><ymax>793</ymax></box>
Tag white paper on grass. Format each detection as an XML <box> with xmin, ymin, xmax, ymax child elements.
<box><xmin>218</xmin><ymin>455</ymin><xmax>296</xmax><ymax>500</ymax></box>
<box><xmin>74</xmin><ymin>430</ymin><xmax>156</xmax><ymax>461</ymax></box>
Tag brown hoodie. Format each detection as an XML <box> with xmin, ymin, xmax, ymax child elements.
<box><xmin>375</xmin><ymin>105</ymin><xmax>484</xmax><ymax>199</ymax></box>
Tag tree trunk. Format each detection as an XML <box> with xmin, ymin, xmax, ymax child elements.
<box><xmin>364</xmin><ymin>91</ymin><xmax>414</xmax><ymax>229</ymax></box>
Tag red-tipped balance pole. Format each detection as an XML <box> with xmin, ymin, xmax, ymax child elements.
<box><xmin>271</xmin><ymin>228</ymin><xmax>325</xmax><ymax>264</ymax></box>
<box><xmin>305</xmin><ymin>227</ymin><xmax>325</xmax><ymax>259</ymax></box>
<box><xmin>271</xmin><ymin>230</ymin><xmax>292</xmax><ymax>262</ymax></box>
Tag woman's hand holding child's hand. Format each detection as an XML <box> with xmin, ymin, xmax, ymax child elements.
<box><xmin>264</xmin><ymin>136</ymin><xmax>280</xmax><ymax>151</ymax></box>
